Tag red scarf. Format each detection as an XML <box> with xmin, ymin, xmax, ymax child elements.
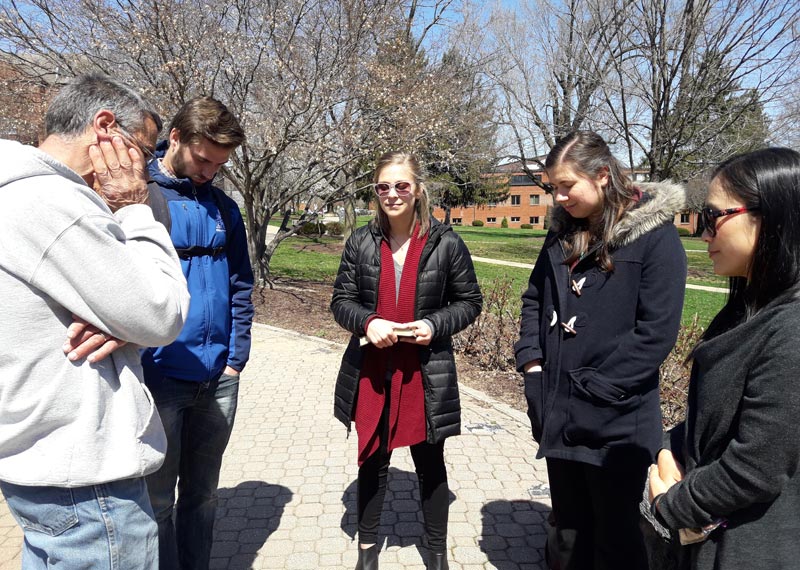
<box><xmin>355</xmin><ymin>227</ymin><xmax>428</xmax><ymax>465</ymax></box>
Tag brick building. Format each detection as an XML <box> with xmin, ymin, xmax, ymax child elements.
<box><xmin>432</xmin><ymin>160</ymin><xmax>698</xmax><ymax>234</ymax></box>
<box><xmin>0</xmin><ymin>59</ymin><xmax>53</xmax><ymax>145</ymax></box>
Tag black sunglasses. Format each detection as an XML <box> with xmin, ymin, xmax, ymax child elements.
<box><xmin>700</xmin><ymin>206</ymin><xmax>759</xmax><ymax>237</ymax></box>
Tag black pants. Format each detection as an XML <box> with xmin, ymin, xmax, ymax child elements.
<box><xmin>357</xmin><ymin>440</ymin><xmax>449</xmax><ymax>551</ymax></box>
<box><xmin>546</xmin><ymin>457</ymin><xmax>649</xmax><ymax>570</ymax></box>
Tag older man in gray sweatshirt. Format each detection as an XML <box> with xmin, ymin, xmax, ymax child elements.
<box><xmin>0</xmin><ymin>75</ymin><xmax>190</xmax><ymax>569</ymax></box>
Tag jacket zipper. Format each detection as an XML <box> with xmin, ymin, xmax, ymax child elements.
<box><xmin>414</xmin><ymin>225</ymin><xmax>443</xmax><ymax>442</ymax></box>
<box><xmin>192</xmin><ymin>185</ymin><xmax>213</xmax><ymax>376</ymax></box>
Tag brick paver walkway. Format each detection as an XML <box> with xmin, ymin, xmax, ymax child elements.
<box><xmin>0</xmin><ymin>324</ymin><xmax>551</xmax><ymax>569</ymax></box>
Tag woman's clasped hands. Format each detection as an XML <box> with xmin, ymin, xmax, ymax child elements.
<box><xmin>648</xmin><ymin>448</ymin><xmax>685</xmax><ymax>504</ymax></box>
<box><xmin>365</xmin><ymin>318</ymin><xmax>432</xmax><ymax>348</ymax></box>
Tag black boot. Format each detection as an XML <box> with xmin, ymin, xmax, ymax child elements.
<box><xmin>355</xmin><ymin>544</ymin><xmax>379</xmax><ymax>570</ymax></box>
<box><xmin>427</xmin><ymin>552</ymin><xmax>449</xmax><ymax>570</ymax></box>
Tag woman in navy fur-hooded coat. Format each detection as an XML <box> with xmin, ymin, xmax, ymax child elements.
<box><xmin>515</xmin><ymin>131</ymin><xmax>687</xmax><ymax>570</ymax></box>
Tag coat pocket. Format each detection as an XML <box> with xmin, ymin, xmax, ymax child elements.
<box><xmin>523</xmin><ymin>371</ymin><xmax>544</xmax><ymax>442</ymax></box>
<box><xmin>563</xmin><ymin>367</ymin><xmax>639</xmax><ymax>447</ymax></box>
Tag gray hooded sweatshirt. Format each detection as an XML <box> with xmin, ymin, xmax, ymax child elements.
<box><xmin>0</xmin><ymin>139</ymin><xmax>190</xmax><ymax>487</ymax></box>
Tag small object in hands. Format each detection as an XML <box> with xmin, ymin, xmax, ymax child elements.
<box><xmin>392</xmin><ymin>327</ymin><xmax>416</xmax><ymax>338</ymax></box>
<box><xmin>359</xmin><ymin>326</ymin><xmax>416</xmax><ymax>347</ymax></box>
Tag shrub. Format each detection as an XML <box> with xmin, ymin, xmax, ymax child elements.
<box><xmin>298</xmin><ymin>221</ymin><xmax>325</xmax><ymax>236</ymax></box>
<box><xmin>676</xmin><ymin>227</ymin><xmax>692</xmax><ymax>236</ymax></box>
<box><xmin>453</xmin><ymin>277</ymin><xmax>520</xmax><ymax>371</ymax></box>
<box><xmin>520</xmin><ymin>223</ymin><xmax>533</xmax><ymax>230</ymax></box>
<box><xmin>471</xmin><ymin>220</ymin><xmax>484</xmax><ymax>227</ymax></box>
<box><xmin>659</xmin><ymin>315</ymin><xmax>705</xmax><ymax>428</ymax></box>
<box><xmin>501</xmin><ymin>217</ymin><xmax>509</xmax><ymax>228</ymax></box>
<box><xmin>325</xmin><ymin>221</ymin><xmax>344</xmax><ymax>236</ymax></box>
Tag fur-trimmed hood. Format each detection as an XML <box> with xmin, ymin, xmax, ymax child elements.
<box><xmin>550</xmin><ymin>180</ymin><xmax>686</xmax><ymax>248</ymax></box>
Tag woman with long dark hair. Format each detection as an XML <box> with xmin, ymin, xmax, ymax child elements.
<box><xmin>331</xmin><ymin>151</ymin><xmax>482</xmax><ymax>570</ymax></box>
<box><xmin>648</xmin><ymin>148</ymin><xmax>800</xmax><ymax>569</ymax></box>
<box><xmin>515</xmin><ymin>131</ymin><xmax>687</xmax><ymax>569</ymax></box>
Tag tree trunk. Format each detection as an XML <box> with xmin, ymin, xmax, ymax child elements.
<box><xmin>343</xmin><ymin>192</ymin><xmax>357</xmax><ymax>240</ymax></box>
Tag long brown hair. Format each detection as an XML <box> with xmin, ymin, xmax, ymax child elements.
<box><xmin>545</xmin><ymin>131</ymin><xmax>638</xmax><ymax>271</ymax></box>
<box><xmin>372</xmin><ymin>151</ymin><xmax>431</xmax><ymax>238</ymax></box>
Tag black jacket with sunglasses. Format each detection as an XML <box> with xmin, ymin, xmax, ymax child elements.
<box><xmin>330</xmin><ymin>218</ymin><xmax>482</xmax><ymax>443</ymax></box>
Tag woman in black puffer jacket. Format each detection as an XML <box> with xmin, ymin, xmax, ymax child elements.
<box><xmin>331</xmin><ymin>151</ymin><xmax>481</xmax><ymax>570</ymax></box>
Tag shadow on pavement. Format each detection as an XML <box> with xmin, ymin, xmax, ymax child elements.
<box><xmin>212</xmin><ymin>480</ymin><xmax>292</xmax><ymax>568</ymax></box>
<box><xmin>479</xmin><ymin>499</ymin><xmax>551</xmax><ymax>569</ymax></box>
<box><xmin>340</xmin><ymin>467</ymin><xmax>455</xmax><ymax>549</ymax></box>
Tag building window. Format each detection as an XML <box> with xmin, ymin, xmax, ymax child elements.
<box><xmin>511</xmin><ymin>217</ymin><xmax>520</xmax><ymax>222</ymax></box>
<box><xmin>488</xmin><ymin>200</ymin><xmax>497</xmax><ymax>207</ymax></box>
<box><xmin>529</xmin><ymin>194</ymin><xmax>540</xmax><ymax>205</ymax></box>
<box><xmin>451</xmin><ymin>217</ymin><xmax>462</xmax><ymax>225</ymax></box>
<box><xmin>511</xmin><ymin>195</ymin><xmax>521</xmax><ymax>206</ymax></box>
<box><xmin>529</xmin><ymin>216</ymin><xmax>540</xmax><ymax>224</ymax></box>
<box><xmin>680</xmin><ymin>213</ymin><xmax>690</xmax><ymax>224</ymax></box>
<box><xmin>510</xmin><ymin>173</ymin><xmax>541</xmax><ymax>185</ymax></box>
<box><xmin>487</xmin><ymin>217</ymin><xmax>497</xmax><ymax>223</ymax></box>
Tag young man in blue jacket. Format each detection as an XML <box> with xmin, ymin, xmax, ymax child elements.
<box><xmin>141</xmin><ymin>97</ymin><xmax>254</xmax><ymax>570</ymax></box>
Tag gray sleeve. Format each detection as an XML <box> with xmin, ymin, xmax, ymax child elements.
<box><xmin>658</xmin><ymin>321</ymin><xmax>800</xmax><ymax>529</ymax></box>
<box><xmin>29</xmin><ymin>204</ymin><xmax>190</xmax><ymax>346</ymax></box>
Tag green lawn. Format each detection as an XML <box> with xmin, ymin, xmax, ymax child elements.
<box><xmin>269</xmin><ymin>236</ymin><xmax>726</xmax><ymax>327</ymax></box>
<box><xmin>268</xmin><ymin>237</ymin><xmax>342</xmax><ymax>281</ymax></box>
<box><xmin>452</xmin><ymin>226</ymin><xmax>546</xmax><ymax>264</ymax></box>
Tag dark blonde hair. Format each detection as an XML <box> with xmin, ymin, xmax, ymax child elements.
<box><xmin>168</xmin><ymin>96</ymin><xmax>245</xmax><ymax>149</ymax></box>
<box><xmin>545</xmin><ymin>131</ymin><xmax>638</xmax><ymax>271</ymax></box>
<box><xmin>372</xmin><ymin>151</ymin><xmax>431</xmax><ymax>238</ymax></box>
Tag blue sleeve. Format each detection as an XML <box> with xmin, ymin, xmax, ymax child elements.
<box><xmin>225</xmin><ymin>202</ymin><xmax>255</xmax><ymax>372</ymax></box>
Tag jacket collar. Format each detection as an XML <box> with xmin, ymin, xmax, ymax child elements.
<box><xmin>550</xmin><ymin>180</ymin><xmax>686</xmax><ymax>249</ymax></box>
<box><xmin>148</xmin><ymin>140</ymin><xmax>215</xmax><ymax>197</ymax></box>
<box><xmin>368</xmin><ymin>216</ymin><xmax>449</xmax><ymax>242</ymax></box>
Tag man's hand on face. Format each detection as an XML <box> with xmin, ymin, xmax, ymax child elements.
<box><xmin>64</xmin><ymin>315</ymin><xmax>127</xmax><ymax>363</ymax></box>
<box><xmin>90</xmin><ymin>135</ymin><xmax>150</xmax><ymax>212</ymax></box>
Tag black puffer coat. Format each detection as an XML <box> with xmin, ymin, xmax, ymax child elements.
<box><xmin>331</xmin><ymin>218</ymin><xmax>482</xmax><ymax>443</ymax></box>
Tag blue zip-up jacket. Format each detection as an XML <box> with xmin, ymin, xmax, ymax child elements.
<box><xmin>142</xmin><ymin>143</ymin><xmax>254</xmax><ymax>382</ymax></box>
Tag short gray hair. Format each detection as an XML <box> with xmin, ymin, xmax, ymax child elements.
<box><xmin>44</xmin><ymin>74</ymin><xmax>162</xmax><ymax>138</ymax></box>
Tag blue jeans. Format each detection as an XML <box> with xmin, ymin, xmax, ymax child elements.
<box><xmin>0</xmin><ymin>477</ymin><xmax>158</xmax><ymax>569</ymax></box>
<box><xmin>145</xmin><ymin>372</ymin><xmax>239</xmax><ymax>570</ymax></box>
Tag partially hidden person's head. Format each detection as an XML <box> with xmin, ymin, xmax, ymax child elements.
<box><xmin>42</xmin><ymin>74</ymin><xmax>162</xmax><ymax>187</ymax></box>
<box><xmin>372</xmin><ymin>151</ymin><xmax>430</xmax><ymax>238</ymax></box>
<box><xmin>163</xmin><ymin>96</ymin><xmax>245</xmax><ymax>186</ymax></box>
<box><xmin>705</xmin><ymin>147</ymin><xmax>800</xmax><ymax>312</ymax></box>
<box><xmin>544</xmin><ymin>130</ymin><xmax>636</xmax><ymax>227</ymax></box>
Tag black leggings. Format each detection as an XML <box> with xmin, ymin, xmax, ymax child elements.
<box><xmin>357</xmin><ymin>440</ymin><xmax>449</xmax><ymax>551</ymax></box>
<box><xmin>546</xmin><ymin>457</ymin><xmax>649</xmax><ymax>570</ymax></box>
